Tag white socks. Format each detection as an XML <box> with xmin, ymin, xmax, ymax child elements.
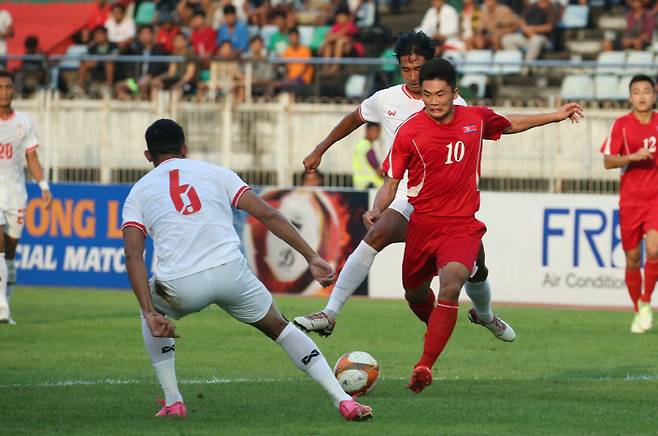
<box><xmin>276</xmin><ymin>323</ymin><xmax>351</xmax><ymax>407</ymax></box>
<box><xmin>324</xmin><ymin>241</ymin><xmax>378</xmax><ymax>318</ymax></box>
<box><xmin>141</xmin><ymin>314</ymin><xmax>183</xmax><ymax>406</ymax></box>
<box><xmin>6</xmin><ymin>258</ymin><xmax>15</xmax><ymax>301</ymax></box>
<box><xmin>0</xmin><ymin>253</ymin><xmax>7</xmax><ymax>312</ymax></box>
<box><xmin>464</xmin><ymin>279</ymin><xmax>494</xmax><ymax>323</ymax></box>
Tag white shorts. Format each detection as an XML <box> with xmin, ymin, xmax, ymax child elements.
<box><xmin>0</xmin><ymin>207</ymin><xmax>25</xmax><ymax>239</ymax></box>
<box><xmin>387</xmin><ymin>181</ymin><xmax>413</xmax><ymax>221</ymax></box>
<box><xmin>150</xmin><ymin>256</ymin><xmax>273</xmax><ymax>323</ymax></box>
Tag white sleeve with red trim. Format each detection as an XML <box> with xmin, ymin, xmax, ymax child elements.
<box><xmin>219</xmin><ymin>168</ymin><xmax>251</xmax><ymax>208</ymax></box>
<box><xmin>381</xmin><ymin>129</ymin><xmax>411</xmax><ymax>180</ymax></box>
<box><xmin>359</xmin><ymin>91</ymin><xmax>382</xmax><ymax>123</ymax></box>
<box><xmin>121</xmin><ymin>189</ymin><xmax>147</xmax><ymax>236</ymax></box>
<box><xmin>601</xmin><ymin>117</ymin><xmax>624</xmax><ymax>156</ymax></box>
<box><xmin>23</xmin><ymin>115</ymin><xmax>40</xmax><ymax>153</ymax></box>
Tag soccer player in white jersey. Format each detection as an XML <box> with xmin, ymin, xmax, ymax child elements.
<box><xmin>122</xmin><ymin>119</ymin><xmax>372</xmax><ymax>421</ymax></box>
<box><xmin>0</xmin><ymin>70</ymin><xmax>52</xmax><ymax>324</ymax></box>
<box><xmin>294</xmin><ymin>32</ymin><xmax>515</xmax><ymax>342</ymax></box>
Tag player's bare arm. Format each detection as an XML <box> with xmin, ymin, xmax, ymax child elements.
<box><xmin>122</xmin><ymin>226</ymin><xmax>177</xmax><ymax>338</ymax></box>
<box><xmin>603</xmin><ymin>148</ymin><xmax>653</xmax><ymax>169</ymax></box>
<box><xmin>363</xmin><ymin>176</ymin><xmax>401</xmax><ymax>229</ymax></box>
<box><xmin>237</xmin><ymin>190</ymin><xmax>335</xmax><ymax>286</ymax></box>
<box><xmin>503</xmin><ymin>103</ymin><xmax>585</xmax><ymax>134</ymax></box>
<box><xmin>303</xmin><ymin>108</ymin><xmax>365</xmax><ymax>173</ymax></box>
<box><xmin>25</xmin><ymin>150</ymin><xmax>53</xmax><ymax>209</ymax></box>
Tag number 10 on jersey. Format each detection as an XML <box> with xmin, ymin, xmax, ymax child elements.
<box><xmin>445</xmin><ymin>141</ymin><xmax>465</xmax><ymax>164</ymax></box>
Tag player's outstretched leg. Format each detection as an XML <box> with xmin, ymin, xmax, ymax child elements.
<box><xmin>0</xmin><ymin>252</ymin><xmax>9</xmax><ymax>323</ymax></box>
<box><xmin>140</xmin><ymin>313</ymin><xmax>186</xmax><ymax>417</ymax></box>
<box><xmin>407</xmin><ymin>264</ymin><xmax>468</xmax><ymax>394</ymax></box>
<box><xmin>463</xmin><ymin>244</ymin><xmax>515</xmax><ymax>342</ymax></box>
<box><xmin>294</xmin><ymin>209</ymin><xmax>407</xmax><ymax>336</ymax></box>
<box><xmin>254</xmin><ymin>303</ymin><xmax>373</xmax><ymax>421</ymax></box>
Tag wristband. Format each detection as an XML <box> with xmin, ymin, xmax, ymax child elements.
<box><xmin>38</xmin><ymin>179</ymin><xmax>50</xmax><ymax>191</ymax></box>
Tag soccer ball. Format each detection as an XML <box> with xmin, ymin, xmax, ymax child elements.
<box><xmin>333</xmin><ymin>351</ymin><xmax>380</xmax><ymax>397</ymax></box>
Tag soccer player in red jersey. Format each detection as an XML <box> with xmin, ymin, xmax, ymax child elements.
<box><xmin>601</xmin><ymin>74</ymin><xmax>658</xmax><ymax>334</ymax></box>
<box><xmin>369</xmin><ymin>58</ymin><xmax>583</xmax><ymax>393</ymax></box>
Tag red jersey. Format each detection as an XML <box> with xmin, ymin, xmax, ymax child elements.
<box><xmin>383</xmin><ymin>106</ymin><xmax>511</xmax><ymax>218</ymax></box>
<box><xmin>191</xmin><ymin>27</ymin><xmax>216</xmax><ymax>56</ymax></box>
<box><xmin>601</xmin><ymin>112</ymin><xmax>658</xmax><ymax>208</ymax></box>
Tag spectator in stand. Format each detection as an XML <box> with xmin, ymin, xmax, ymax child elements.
<box><xmin>268</xmin><ymin>11</ymin><xmax>290</xmax><ymax>55</ymax></box>
<box><xmin>190</xmin><ymin>11</ymin><xmax>217</xmax><ymax>57</ymax></box>
<box><xmin>244</xmin><ymin>35</ymin><xmax>275</xmax><ymax>97</ymax></box>
<box><xmin>461</xmin><ymin>0</ymin><xmax>482</xmax><ymax>49</ymax></box>
<box><xmin>472</xmin><ymin>0</ymin><xmax>518</xmax><ymax>50</ymax></box>
<box><xmin>352</xmin><ymin>122</ymin><xmax>383</xmax><ymax>190</ymax></box>
<box><xmin>151</xmin><ymin>33</ymin><xmax>198</xmax><ymax>98</ymax></box>
<box><xmin>14</xmin><ymin>36</ymin><xmax>47</xmax><ymax>97</ymax></box>
<box><xmin>245</xmin><ymin>0</ymin><xmax>270</xmax><ymax>27</ymax></box>
<box><xmin>154</xmin><ymin>0</ymin><xmax>179</xmax><ymax>16</ymax></box>
<box><xmin>77</xmin><ymin>26</ymin><xmax>118</xmax><ymax>97</ymax></box>
<box><xmin>115</xmin><ymin>25</ymin><xmax>169</xmax><ymax>100</ymax></box>
<box><xmin>216</xmin><ymin>5</ymin><xmax>249</xmax><ymax>54</ymax></box>
<box><xmin>297</xmin><ymin>0</ymin><xmax>333</xmax><ymax>25</ymax></box>
<box><xmin>105</xmin><ymin>3</ymin><xmax>136</xmax><ymax>49</ymax></box>
<box><xmin>603</xmin><ymin>0</ymin><xmax>655</xmax><ymax>51</ymax></box>
<box><xmin>155</xmin><ymin>12</ymin><xmax>180</xmax><ymax>53</ymax></box>
<box><xmin>501</xmin><ymin>0</ymin><xmax>558</xmax><ymax>64</ymax></box>
<box><xmin>321</xmin><ymin>7</ymin><xmax>359</xmax><ymax>74</ymax></box>
<box><xmin>213</xmin><ymin>0</ymin><xmax>249</xmax><ymax>27</ymax></box>
<box><xmin>82</xmin><ymin>0</ymin><xmax>111</xmax><ymax>44</ymax></box>
<box><xmin>0</xmin><ymin>9</ymin><xmax>14</xmax><ymax>68</ymax></box>
<box><xmin>416</xmin><ymin>0</ymin><xmax>461</xmax><ymax>52</ymax></box>
<box><xmin>282</xmin><ymin>28</ymin><xmax>314</xmax><ymax>86</ymax></box>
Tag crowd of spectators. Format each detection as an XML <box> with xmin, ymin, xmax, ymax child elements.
<box><xmin>0</xmin><ymin>0</ymin><xmax>656</xmax><ymax>100</ymax></box>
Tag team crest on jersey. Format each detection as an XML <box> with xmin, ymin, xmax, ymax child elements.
<box><xmin>387</xmin><ymin>110</ymin><xmax>397</xmax><ymax>117</ymax></box>
<box><xmin>463</xmin><ymin>124</ymin><xmax>478</xmax><ymax>134</ymax></box>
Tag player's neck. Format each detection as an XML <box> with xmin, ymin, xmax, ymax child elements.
<box><xmin>0</xmin><ymin>106</ymin><xmax>13</xmax><ymax>120</ymax></box>
<box><xmin>153</xmin><ymin>154</ymin><xmax>181</xmax><ymax>167</ymax></box>
<box><xmin>632</xmin><ymin>110</ymin><xmax>653</xmax><ymax>124</ymax></box>
<box><xmin>424</xmin><ymin>107</ymin><xmax>455</xmax><ymax>125</ymax></box>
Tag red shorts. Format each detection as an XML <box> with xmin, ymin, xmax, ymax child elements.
<box><xmin>620</xmin><ymin>203</ymin><xmax>658</xmax><ymax>251</ymax></box>
<box><xmin>402</xmin><ymin>215</ymin><xmax>486</xmax><ymax>289</ymax></box>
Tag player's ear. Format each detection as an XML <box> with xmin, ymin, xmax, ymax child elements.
<box><xmin>453</xmin><ymin>87</ymin><xmax>459</xmax><ymax>99</ymax></box>
<box><xmin>144</xmin><ymin>150</ymin><xmax>153</xmax><ymax>162</ymax></box>
<box><xmin>181</xmin><ymin>144</ymin><xmax>188</xmax><ymax>158</ymax></box>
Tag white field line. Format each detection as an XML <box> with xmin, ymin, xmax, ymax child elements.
<box><xmin>2</xmin><ymin>374</ymin><xmax>658</xmax><ymax>389</ymax></box>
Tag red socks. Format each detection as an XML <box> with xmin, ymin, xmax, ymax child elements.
<box><xmin>641</xmin><ymin>260</ymin><xmax>658</xmax><ymax>303</ymax></box>
<box><xmin>408</xmin><ymin>289</ymin><xmax>436</xmax><ymax>325</ymax></box>
<box><xmin>625</xmin><ymin>269</ymin><xmax>642</xmax><ymax>312</ymax></box>
<box><xmin>416</xmin><ymin>300</ymin><xmax>459</xmax><ymax>369</ymax></box>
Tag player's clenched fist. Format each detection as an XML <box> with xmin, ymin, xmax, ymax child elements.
<box><xmin>309</xmin><ymin>255</ymin><xmax>335</xmax><ymax>287</ymax></box>
<box><xmin>363</xmin><ymin>209</ymin><xmax>381</xmax><ymax>230</ymax></box>
<box><xmin>303</xmin><ymin>150</ymin><xmax>322</xmax><ymax>173</ymax></box>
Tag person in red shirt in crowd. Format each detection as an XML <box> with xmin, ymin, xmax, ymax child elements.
<box><xmin>601</xmin><ymin>74</ymin><xmax>658</xmax><ymax>334</ymax></box>
<box><xmin>320</xmin><ymin>6</ymin><xmax>361</xmax><ymax>74</ymax></box>
<box><xmin>370</xmin><ymin>58</ymin><xmax>583</xmax><ymax>393</ymax></box>
<box><xmin>189</xmin><ymin>11</ymin><xmax>216</xmax><ymax>57</ymax></box>
<box><xmin>155</xmin><ymin>12</ymin><xmax>180</xmax><ymax>53</ymax></box>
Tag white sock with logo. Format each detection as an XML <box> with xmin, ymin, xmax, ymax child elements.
<box><xmin>0</xmin><ymin>253</ymin><xmax>8</xmax><ymax>315</ymax></box>
<box><xmin>464</xmin><ymin>279</ymin><xmax>494</xmax><ymax>323</ymax></box>
<box><xmin>141</xmin><ymin>314</ymin><xmax>183</xmax><ymax>406</ymax></box>
<box><xmin>275</xmin><ymin>323</ymin><xmax>350</xmax><ymax>407</ymax></box>
<box><xmin>324</xmin><ymin>241</ymin><xmax>378</xmax><ymax>320</ymax></box>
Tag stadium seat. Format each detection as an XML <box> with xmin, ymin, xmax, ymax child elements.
<box><xmin>462</xmin><ymin>50</ymin><xmax>493</xmax><ymax>74</ymax></box>
<box><xmin>460</xmin><ymin>74</ymin><xmax>487</xmax><ymax>98</ymax></box>
<box><xmin>442</xmin><ymin>50</ymin><xmax>463</xmax><ymax>69</ymax></box>
<box><xmin>135</xmin><ymin>2</ymin><xmax>155</xmax><ymax>25</ymax></box>
<box><xmin>298</xmin><ymin>25</ymin><xmax>314</xmax><ymax>48</ymax></box>
<box><xmin>595</xmin><ymin>51</ymin><xmax>625</xmax><ymax>75</ymax></box>
<box><xmin>560</xmin><ymin>74</ymin><xmax>594</xmax><ymax>100</ymax></box>
<box><xmin>345</xmin><ymin>74</ymin><xmax>367</xmax><ymax>99</ymax></box>
<box><xmin>59</xmin><ymin>44</ymin><xmax>88</xmax><ymax>70</ymax></box>
<box><xmin>594</xmin><ymin>75</ymin><xmax>620</xmax><ymax>100</ymax></box>
<box><xmin>625</xmin><ymin>50</ymin><xmax>654</xmax><ymax>75</ymax></box>
<box><xmin>493</xmin><ymin>49</ymin><xmax>522</xmax><ymax>75</ymax></box>
<box><xmin>559</xmin><ymin>5</ymin><xmax>589</xmax><ymax>29</ymax></box>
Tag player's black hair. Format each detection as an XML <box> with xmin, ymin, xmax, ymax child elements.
<box><xmin>145</xmin><ymin>119</ymin><xmax>185</xmax><ymax>158</ymax></box>
<box><xmin>629</xmin><ymin>74</ymin><xmax>655</xmax><ymax>91</ymax></box>
<box><xmin>393</xmin><ymin>31</ymin><xmax>435</xmax><ymax>63</ymax></box>
<box><xmin>365</xmin><ymin>122</ymin><xmax>379</xmax><ymax>129</ymax></box>
<box><xmin>0</xmin><ymin>69</ymin><xmax>15</xmax><ymax>83</ymax></box>
<box><xmin>223</xmin><ymin>4</ymin><xmax>237</xmax><ymax>15</ymax></box>
<box><xmin>419</xmin><ymin>58</ymin><xmax>457</xmax><ymax>89</ymax></box>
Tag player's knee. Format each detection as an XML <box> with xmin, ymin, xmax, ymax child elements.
<box><xmin>626</xmin><ymin>252</ymin><xmax>642</xmax><ymax>269</ymax></box>
<box><xmin>468</xmin><ymin>265</ymin><xmax>488</xmax><ymax>283</ymax></box>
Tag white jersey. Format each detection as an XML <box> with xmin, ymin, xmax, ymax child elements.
<box><xmin>122</xmin><ymin>158</ymin><xmax>251</xmax><ymax>281</ymax></box>
<box><xmin>0</xmin><ymin>110</ymin><xmax>40</xmax><ymax>208</ymax></box>
<box><xmin>358</xmin><ymin>84</ymin><xmax>467</xmax><ymax>150</ymax></box>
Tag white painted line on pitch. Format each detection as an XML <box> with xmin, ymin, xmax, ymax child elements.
<box><xmin>3</xmin><ymin>373</ymin><xmax>658</xmax><ymax>389</ymax></box>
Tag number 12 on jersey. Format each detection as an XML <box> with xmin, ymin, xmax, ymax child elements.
<box><xmin>445</xmin><ymin>141</ymin><xmax>465</xmax><ymax>164</ymax></box>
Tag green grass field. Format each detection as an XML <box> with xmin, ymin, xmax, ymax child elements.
<box><xmin>2</xmin><ymin>287</ymin><xmax>658</xmax><ymax>435</ymax></box>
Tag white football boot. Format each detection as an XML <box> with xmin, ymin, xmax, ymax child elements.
<box><xmin>293</xmin><ymin>311</ymin><xmax>335</xmax><ymax>337</ymax></box>
<box><xmin>631</xmin><ymin>312</ymin><xmax>646</xmax><ymax>334</ymax></box>
<box><xmin>468</xmin><ymin>309</ymin><xmax>516</xmax><ymax>342</ymax></box>
<box><xmin>638</xmin><ymin>301</ymin><xmax>653</xmax><ymax>331</ymax></box>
